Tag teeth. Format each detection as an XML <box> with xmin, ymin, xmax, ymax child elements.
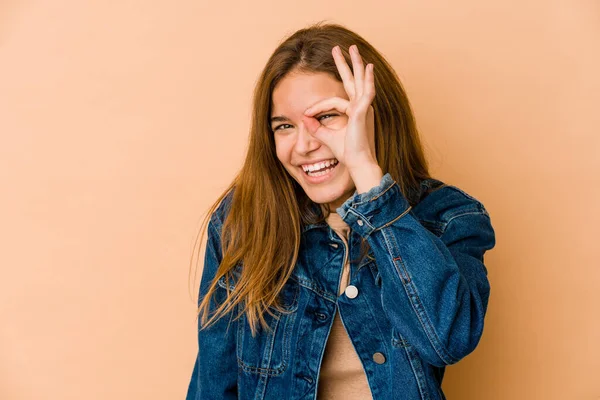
<box><xmin>303</xmin><ymin>159</ymin><xmax>339</xmax><ymax>176</ymax></box>
<box><xmin>302</xmin><ymin>159</ymin><xmax>337</xmax><ymax>173</ymax></box>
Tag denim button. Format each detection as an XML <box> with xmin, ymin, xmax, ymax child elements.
<box><xmin>344</xmin><ymin>285</ymin><xmax>358</xmax><ymax>299</ymax></box>
<box><xmin>373</xmin><ymin>352</ymin><xmax>386</xmax><ymax>364</ymax></box>
<box><xmin>357</xmin><ymin>219</ymin><xmax>364</xmax><ymax>226</ymax></box>
<box><xmin>315</xmin><ymin>312</ymin><xmax>328</xmax><ymax>321</ymax></box>
<box><xmin>329</xmin><ymin>243</ymin><xmax>339</xmax><ymax>248</ymax></box>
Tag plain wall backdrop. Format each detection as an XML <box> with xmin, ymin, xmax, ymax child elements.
<box><xmin>1</xmin><ymin>1</ymin><xmax>598</xmax><ymax>399</ymax></box>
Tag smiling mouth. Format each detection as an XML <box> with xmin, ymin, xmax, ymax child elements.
<box><xmin>302</xmin><ymin>159</ymin><xmax>339</xmax><ymax>177</ymax></box>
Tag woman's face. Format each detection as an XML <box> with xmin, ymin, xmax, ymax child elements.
<box><xmin>271</xmin><ymin>71</ymin><xmax>356</xmax><ymax>212</ymax></box>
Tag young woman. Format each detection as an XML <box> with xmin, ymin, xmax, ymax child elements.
<box><xmin>186</xmin><ymin>22</ymin><xmax>496</xmax><ymax>400</ymax></box>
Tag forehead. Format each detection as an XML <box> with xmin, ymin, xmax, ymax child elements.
<box><xmin>271</xmin><ymin>71</ymin><xmax>346</xmax><ymax>114</ymax></box>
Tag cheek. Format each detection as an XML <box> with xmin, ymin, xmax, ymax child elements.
<box><xmin>274</xmin><ymin>137</ymin><xmax>292</xmax><ymax>164</ymax></box>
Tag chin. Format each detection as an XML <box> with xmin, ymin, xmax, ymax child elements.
<box><xmin>299</xmin><ymin>177</ymin><xmax>355</xmax><ymax>210</ymax></box>
<box><xmin>305</xmin><ymin>191</ymin><xmax>341</xmax><ymax>206</ymax></box>
<box><xmin>284</xmin><ymin>164</ymin><xmax>354</xmax><ymax>208</ymax></box>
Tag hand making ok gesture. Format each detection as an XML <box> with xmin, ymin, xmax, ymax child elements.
<box><xmin>301</xmin><ymin>44</ymin><xmax>377</xmax><ymax>171</ymax></box>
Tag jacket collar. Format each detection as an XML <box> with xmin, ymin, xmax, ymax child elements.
<box><xmin>301</xmin><ymin>177</ymin><xmax>444</xmax><ymax>234</ymax></box>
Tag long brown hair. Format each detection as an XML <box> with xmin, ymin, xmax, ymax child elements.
<box><xmin>189</xmin><ymin>21</ymin><xmax>431</xmax><ymax>336</ymax></box>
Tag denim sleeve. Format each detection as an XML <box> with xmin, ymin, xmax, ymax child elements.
<box><xmin>186</xmin><ymin>220</ymin><xmax>238</xmax><ymax>399</ymax></box>
<box><xmin>336</xmin><ymin>173</ymin><xmax>496</xmax><ymax>367</ymax></box>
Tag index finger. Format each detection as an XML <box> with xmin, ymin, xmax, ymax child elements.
<box><xmin>332</xmin><ymin>46</ymin><xmax>356</xmax><ymax>100</ymax></box>
<box><xmin>303</xmin><ymin>96</ymin><xmax>349</xmax><ymax>117</ymax></box>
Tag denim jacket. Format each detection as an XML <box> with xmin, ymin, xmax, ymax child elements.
<box><xmin>186</xmin><ymin>172</ymin><xmax>496</xmax><ymax>400</ymax></box>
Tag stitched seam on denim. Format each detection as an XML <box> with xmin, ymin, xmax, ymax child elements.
<box><xmin>237</xmin><ymin>360</ymin><xmax>286</xmax><ymax>376</ymax></box>
<box><xmin>290</xmin><ymin>275</ymin><xmax>337</xmax><ymax>303</ymax></box>
<box><xmin>445</xmin><ymin>185</ymin><xmax>485</xmax><ymax>204</ymax></box>
<box><xmin>288</xmin><ymin>284</ymin><xmax>300</xmax><ymax>312</ymax></box>
<box><xmin>373</xmin><ymin>205</ymin><xmax>412</xmax><ymax>232</ymax></box>
<box><xmin>282</xmin><ymin>312</ymin><xmax>295</xmax><ymax>374</ymax></box>
<box><xmin>352</xmin><ymin>180</ymin><xmax>396</xmax><ymax>206</ymax></box>
<box><xmin>359</xmin><ymin>285</ymin><xmax>389</xmax><ymax>344</ymax></box>
<box><xmin>217</xmin><ymin>276</ymin><xmax>235</xmax><ymax>291</ymax></box>
<box><xmin>236</xmin><ymin>314</ymin><xmax>244</xmax><ymax>369</ymax></box>
<box><xmin>404</xmin><ymin>279</ymin><xmax>458</xmax><ymax>364</ymax></box>
<box><xmin>418</xmin><ymin>218</ymin><xmax>445</xmax><ymax>229</ymax></box>
<box><xmin>402</xmin><ymin>346</ymin><xmax>425</xmax><ymax>399</ymax></box>
<box><xmin>276</xmin><ymin>282</ymin><xmax>300</xmax><ymax>313</ymax></box>
<box><xmin>380</xmin><ymin>229</ymin><xmax>411</xmax><ymax>286</ymax></box>
<box><xmin>209</xmin><ymin>220</ymin><xmax>222</xmax><ymax>242</ymax></box>
<box><xmin>236</xmin><ymin>316</ymin><xmax>288</xmax><ymax>376</ymax></box>
<box><xmin>263</xmin><ymin>314</ymin><xmax>276</xmax><ymax>372</ymax></box>
<box><xmin>369</xmin><ymin>179</ymin><xmax>396</xmax><ymax>201</ymax></box>
<box><xmin>357</xmin><ymin>257</ymin><xmax>374</xmax><ymax>272</ymax></box>
<box><xmin>381</xmin><ymin>227</ymin><xmax>455</xmax><ymax>365</ymax></box>
<box><xmin>367</xmin><ymin>261</ymin><xmax>379</xmax><ymax>284</ymax></box>
<box><xmin>405</xmin><ymin>345</ymin><xmax>431</xmax><ymax>400</ymax></box>
<box><xmin>344</xmin><ymin>208</ymin><xmax>376</xmax><ymax>235</ymax></box>
<box><xmin>220</xmin><ymin>303</ymin><xmax>236</xmax><ymax>340</ymax></box>
<box><xmin>445</xmin><ymin>210</ymin><xmax>489</xmax><ymax>227</ymax></box>
<box><xmin>215</xmin><ymin>265</ymin><xmax>242</xmax><ymax>289</ymax></box>
<box><xmin>391</xmin><ymin>334</ymin><xmax>409</xmax><ymax>348</ymax></box>
<box><xmin>255</xmin><ymin>373</ymin><xmax>268</xmax><ymax>400</ymax></box>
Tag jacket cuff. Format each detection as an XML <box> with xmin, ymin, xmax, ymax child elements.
<box><xmin>336</xmin><ymin>172</ymin><xmax>411</xmax><ymax>237</ymax></box>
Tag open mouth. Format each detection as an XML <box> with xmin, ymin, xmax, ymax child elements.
<box><xmin>302</xmin><ymin>159</ymin><xmax>339</xmax><ymax>177</ymax></box>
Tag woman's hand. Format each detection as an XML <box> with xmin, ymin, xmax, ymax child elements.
<box><xmin>301</xmin><ymin>44</ymin><xmax>378</xmax><ymax>171</ymax></box>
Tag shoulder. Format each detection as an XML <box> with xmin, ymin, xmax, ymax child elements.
<box><xmin>411</xmin><ymin>178</ymin><xmax>490</xmax><ymax>227</ymax></box>
<box><xmin>208</xmin><ymin>188</ymin><xmax>236</xmax><ymax>232</ymax></box>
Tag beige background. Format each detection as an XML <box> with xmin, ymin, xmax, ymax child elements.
<box><xmin>1</xmin><ymin>1</ymin><xmax>598</xmax><ymax>399</ymax></box>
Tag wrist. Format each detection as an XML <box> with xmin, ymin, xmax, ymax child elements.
<box><xmin>348</xmin><ymin>163</ymin><xmax>383</xmax><ymax>194</ymax></box>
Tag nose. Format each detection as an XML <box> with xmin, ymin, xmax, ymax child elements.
<box><xmin>294</xmin><ymin>121</ymin><xmax>321</xmax><ymax>155</ymax></box>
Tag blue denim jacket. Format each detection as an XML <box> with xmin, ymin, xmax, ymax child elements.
<box><xmin>186</xmin><ymin>172</ymin><xmax>496</xmax><ymax>400</ymax></box>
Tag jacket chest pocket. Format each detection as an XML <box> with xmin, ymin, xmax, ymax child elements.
<box><xmin>218</xmin><ymin>273</ymin><xmax>300</xmax><ymax>377</ymax></box>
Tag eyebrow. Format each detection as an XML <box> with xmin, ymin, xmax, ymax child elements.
<box><xmin>270</xmin><ymin>115</ymin><xmax>289</xmax><ymax>125</ymax></box>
